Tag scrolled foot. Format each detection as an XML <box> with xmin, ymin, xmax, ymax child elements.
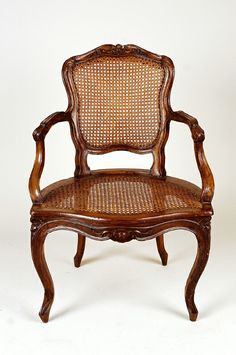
<box><xmin>185</xmin><ymin>295</ymin><xmax>198</xmax><ymax>321</ymax></box>
<box><xmin>161</xmin><ymin>251</ymin><xmax>168</xmax><ymax>266</ymax></box>
<box><xmin>74</xmin><ymin>256</ymin><xmax>82</xmax><ymax>268</ymax></box>
<box><xmin>189</xmin><ymin>311</ymin><xmax>198</xmax><ymax>322</ymax></box>
<box><xmin>39</xmin><ymin>311</ymin><xmax>49</xmax><ymax>323</ymax></box>
<box><xmin>39</xmin><ymin>290</ymin><xmax>54</xmax><ymax>323</ymax></box>
<box><xmin>185</xmin><ymin>217</ymin><xmax>211</xmax><ymax>321</ymax></box>
<box><xmin>31</xmin><ymin>223</ymin><xmax>55</xmax><ymax>323</ymax></box>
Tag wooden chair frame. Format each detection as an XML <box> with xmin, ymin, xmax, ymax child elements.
<box><xmin>29</xmin><ymin>44</ymin><xmax>214</xmax><ymax>322</ymax></box>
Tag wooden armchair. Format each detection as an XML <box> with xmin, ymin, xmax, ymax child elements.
<box><xmin>29</xmin><ymin>44</ymin><xmax>214</xmax><ymax>323</ymax></box>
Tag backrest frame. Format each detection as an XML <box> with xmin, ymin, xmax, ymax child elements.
<box><xmin>62</xmin><ymin>44</ymin><xmax>174</xmax><ymax>177</ymax></box>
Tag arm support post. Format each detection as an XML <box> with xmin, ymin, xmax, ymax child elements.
<box><xmin>29</xmin><ymin>111</ymin><xmax>70</xmax><ymax>203</ymax></box>
<box><xmin>29</xmin><ymin>140</ymin><xmax>45</xmax><ymax>203</ymax></box>
<box><xmin>170</xmin><ymin>111</ymin><xmax>214</xmax><ymax>206</ymax></box>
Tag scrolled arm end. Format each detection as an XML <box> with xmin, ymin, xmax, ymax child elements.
<box><xmin>191</xmin><ymin>123</ymin><xmax>205</xmax><ymax>143</ymax></box>
<box><xmin>32</xmin><ymin>111</ymin><xmax>70</xmax><ymax>141</ymax></box>
<box><xmin>171</xmin><ymin>110</ymin><xmax>205</xmax><ymax>142</ymax></box>
<box><xmin>33</xmin><ymin>123</ymin><xmax>47</xmax><ymax>141</ymax></box>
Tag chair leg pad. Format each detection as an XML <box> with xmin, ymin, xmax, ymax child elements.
<box><xmin>189</xmin><ymin>311</ymin><xmax>198</xmax><ymax>321</ymax></box>
<box><xmin>74</xmin><ymin>256</ymin><xmax>82</xmax><ymax>268</ymax></box>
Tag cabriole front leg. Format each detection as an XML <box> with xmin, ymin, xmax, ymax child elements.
<box><xmin>185</xmin><ymin>217</ymin><xmax>211</xmax><ymax>321</ymax></box>
<box><xmin>31</xmin><ymin>223</ymin><xmax>54</xmax><ymax>323</ymax></box>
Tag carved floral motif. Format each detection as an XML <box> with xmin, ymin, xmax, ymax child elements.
<box><xmin>102</xmin><ymin>229</ymin><xmax>142</xmax><ymax>243</ymax></box>
<box><xmin>95</xmin><ymin>44</ymin><xmax>143</xmax><ymax>57</ymax></box>
<box><xmin>194</xmin><ymin>217</ymin><xmax>211</xmax><ymax>231</ymax></box>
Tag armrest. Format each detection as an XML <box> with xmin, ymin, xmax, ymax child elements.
<box><xmin>33</xmin><ymin>111</ymin><xmax>70</xmax><ymax>141</ymax></box>
<box><xmin>29</xmin><ymin>111</ymin><xmax>70</xmax><ymax>203</ymax></box>
<box><xmin>170</xmin><ymin>110</ymin><xmax>214</xmax><ymax>206</ymax></box>
<box><xmin>171</xmin><ymin>111</ymin><xmax>205</xmax><ymax>142</ymax></box>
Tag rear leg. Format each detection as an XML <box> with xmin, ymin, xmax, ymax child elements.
<box><xmin>74</xmin><ymin>234</ymin><xmax>86</xmax><ymax>268</ymax></box>
<box><xmin>156</xmin><ymin>234</ymin><xmax>168</xmax><ymax>266</ymax></box>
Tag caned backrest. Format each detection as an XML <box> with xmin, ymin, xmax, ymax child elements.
<box><xmin>73</xmin><ymin>55</ymin><xmax>165</xmax><ymax>149</ymax></box>
<box><xmin>62</xmin><ymin>44</ymin><xmax>174</xmax><ymax>176</ymax></box>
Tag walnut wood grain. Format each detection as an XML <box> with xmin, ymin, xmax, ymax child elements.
<box><xmin>62</xmin><ymin>44</ymin><xmax>174</xmax><ymax>177</ymax></box>
<box><xmin>29</xmin><ymin>111</ymin><xmax>71</xmax><ymax>203</ymax></box>
<box><xmin>29</xmin><ymin>44</ymin><xmax>214</xmax><ymax>323</ymax></box>
<box><xmin>156</xmin><ymin>235</ymin><xmax>168</xmax><ymax>266</ymax></box>
<box><xmin>170</xmin><ymin>110</ymin><xmax>214</xmax><ymax>205</ymax></box>
<box><xmin>29</xmin><ymin>141</ymin><xmax>45</xmax><ymax>203</ymax></box>
<box><xmin>74</xmin><ymin>234</ymin><xmax>86</xmax><ymax>267</ymax></box>
<box><xmin>185</xmin><ymin>217</ymin><xmax>211</xmax><ymax>321</ymax></box>
<box><xmin>31</xmin><ymin>223</ymin><xmax>54</xmax><ymax>323</ymax></box>
<box><xmin>32</xmin><ymin>111</ymin><xmax>70</xmax><ymax>141</ymax></box>
<box><xmin>29</xmin><ymin>216</ymin><xmax>212</xmax><ymax>322</ymax></box>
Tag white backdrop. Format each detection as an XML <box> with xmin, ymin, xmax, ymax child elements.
<box><xmin>0</xmin><ymin>1</ymin><xmax>235</xmax><ymax>354</ymax></box>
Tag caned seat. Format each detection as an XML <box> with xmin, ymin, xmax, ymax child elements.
<box><xmin>29</xmin><ymin>44</ymin><xmax>214</xmax><ymax>323</ymax></box>
<box><xmin>32</xmin><ymin>172</ymin><xmax>202</xmax><ymax>218</ymax></box>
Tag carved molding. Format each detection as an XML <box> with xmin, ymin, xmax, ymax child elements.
<box><xmin>31</xmin><ymin>220</ymin><xmax>42</xmax><ymax>232</ymax></box>
<box><xmin>30</xmin><ymin>216</ymin><xmax>212</xmax><ymax>244</ymax></box>
<box><xmin>95</xmin><ymin>44</ymin><xmax>143</xmax><ymax>57</ymax></box>
<box><xmin>30</xmin><ymin>218</ymin><xmax>157</xmax><ymax>243</ymax></box>
<box><xmin>102</xmin><ymin>229</ymin><xmax>142</xmax><ymax>243</ymax></box>
<box><xmin>194</xmin><ymin>216</ymin><xmax>211</xmax><ymax>231</ymax></box>
<box><xmin>31</xmin><ymin>220</ymin><xmax>44</xmax><ymax>240</ymax></box>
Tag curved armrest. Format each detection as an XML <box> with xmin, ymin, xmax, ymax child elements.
<box><xmin>32</xmin><ymin>111</ymin><xmax>70</xmax><ymax>141</ymax></box>
<box><xmin>170</xmin><ymin>111</ymin><xmax>214</xmax><ymax>206</ymax></box>
<box><xmin>171</xmin><ymin>111</ymin><xmax>205</xmax><ymax>142</ymax></box>
<box><xmin>29</xmin><ymin>111</ymin><xmax>70</xmax><ymax>203</ymax></box>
